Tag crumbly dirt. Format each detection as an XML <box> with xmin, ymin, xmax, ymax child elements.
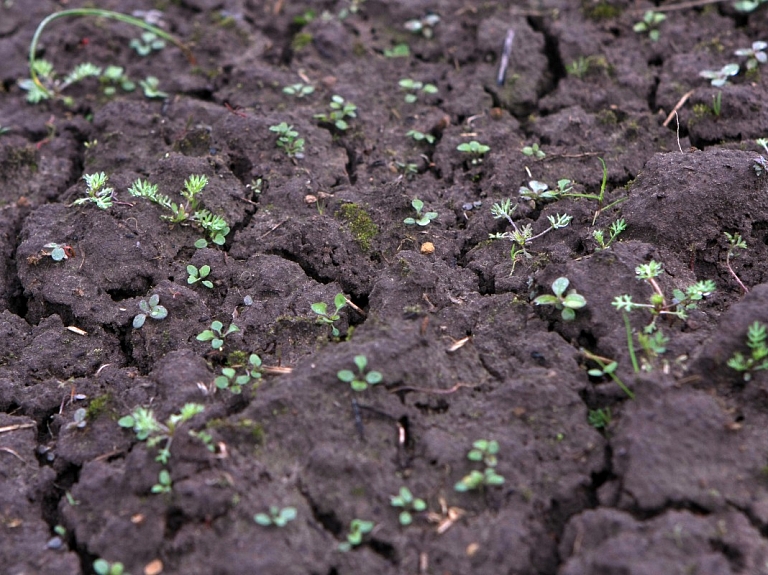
<box><xmin>1</xmin><ymin>0</ymin><xmax>768</xmax><ymax>573</ymax></box>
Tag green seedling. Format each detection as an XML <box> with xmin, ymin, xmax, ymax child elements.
<box><xmin>0</xmin><ymin>126</ymin><xmax>10</xmax><ymax>136</ymax></box>
<box><xmin>712</xmin><ymin>91</ymin><xmax>722</xmax><ymax>116</ymax></box>
<box><xmin>100</xmin><ymin>65</ymin><xmax>135</xmax><ymax>95</ymax></box>
<box><xmin>454</xmin><ymin>439</ymin><xmax>505</xmax><ymax>492</ymax></box>
<box><xmin>612</xmin><ymin>260</ymin><xmax>716</xmax><ymax>332</ymax></box>
<box><xmin>93</xmin><ymin>559</ymin><xmax>128</xmax><ymax>575</ymax></box>
<box><xmin>197</xmin><ymin>320</ymin><xmax>239</xmax><ymax>350</ymax></box>
<box><xmin>583</xmin><ymin>348</ymin><xmax>634</xmax><ymax>399</ymax></box>
<box><xmin>65</xmin><ymin>407</ymin><xmax>88</xmax><ymax>430</ymax></box>
<box><xmin>728</xmin><ymin>321</ymin><xmax>768</xmax><ymax>382</ymax></box>
<box><xmin>337</xmin><ymin>355</ymin><xmax>382</xmax><ymax>391</ymax></box>
<box><xmin>518</xmin><ymin>179</ymin><xmax>572</xmax><ymax>202</ymax></box>
<box><xmin>384</xmin><ymin>43</ymin><xmax>410</xmax><ymax>58</ymax></box>
<box><xmin>588</xmin><ymin>408</ymin><xmax>611</xmax><ymax>429</ymax></box>
<box><xmin>593</xmin><ymin>218</ymin><xmax>627</xmax><ymax>250</ymax></box>
<box><xmin>566</xmin><ymin>56</ymin><xmax>590</xmax><ymax>78</ymax></box>
<box><xmin>533</xmin><ymin>277</ymin><xmax>587</xmax><ymax>321</ymax></box>
<box><xmin>118</xmin><ymin>403</ymin><xmax>205</xmax><ymax>464</ymax></box>
<box><xmin>314</xmin><ymin>95</ymin><xmax>357</xmax><ymax>131</ymax></box>
<box><xmin>633</xmin><ymin>10</ymin><xmax>666</xmax><ymax>42</ymax></box>
<box><xmin>735</xmin><ymin>41</ymin><xmax>767</xmax><ymax>70</ymax></box>
<box><xmin>283</xmin><ymin>83</ymin><xmax>315</xmax><ymax>97</ymax></box>
<box><xmin>42</xmin><ymin>243</ymin><xmax>73</xmax><ymax>262</ymax></box>
<box><xmin>406</xmin><ymin>129</ymin><xmax>435</xmax><ymax>145</ymax></box>
<box><xmin>254</xmin><ymin>506</ymin><xmax>297</xmax><ymax>527</ymax></box>
<box><xmin>404</xmin><ymin>198</ymin><xmax>438</xmax><ymax>226</ymax></box>
<box><xmin>398</xmin><ymin>78</ymin><xmax>438</xmax><ymax>103</ymax></box>
<box><xmin>390</xmin><ymin>487</ymin><xmax>426</xmax><ymax>526</ymax></box>
<box><xmin>72</xmin><ymin>172</ymin><xmax>114</xmax><ymax>210</ymax></box>
<box><xmin>130</xmin><ymin>31</ymin><xmax>165</xmax><ymax>56</ymax></box>
<box><xmin>311</xmin><ymin>293</ymin><xmax>347</xmax><ymax>337</ymax></box>
<box><xmin>699</xmin><ymin>63</ymin><xmax>740</xmax><ymax>87</ymax></box>
<box><xmin>734</xmin><ymin>0</ymin><xmax>767</xmax><ymax>10</ymax></box>
<box><xmin>636</xmin><ymin>328</ymin><xmax>669</xmax><ymax>372</ymax></box>
<box><xmin>457</xmin><ymin>141</ymin><xmax>490</xmax><ymax>164</ymax></box>
<box><xmin>215</xmin><ymin>354</ymin><xmax>262</xmax><ymax>394</ymax></box>
<box><xmin>724</xmin><ymin>232</ymin><xmax>749</xmax><ymax>294</ymax></box>
<box><xmin>187</xmin><ymin>264</ymin><xmax>213</xmax><ymax>289</ymax></box>
<box><xmin>133</xmin><ymin>294</ymin><xmax>167</xmax><ymax>328</ymax></box>
<box><xmin>521</xmin><ymin>142</ymin><xmax>545</xmax><ymax>159</ymax></box>
<box><xmin>139</xmin><ymin>76</ymin><xmax>168</xmax><ymax>98</ymax></box>
<box><xmin>269</xmin><ymin>122</ymin><xmax>305</xmax><ymax>158</ymax></box>
<box><xmin>338</xmin><ymin>519</ymin><xmax>374</xmax><ymax>552</ymax></box>
<box><xmin>755</xmin><ymin>156</ymin><xmax>768</xmax><ymax>177</ymax></box>
<box><xmin>395</xmin><ymin>161</ymin><xmax>419</xmax><ymax>179</ymax></box>
<box><xmin>151</xmin><ymin>469</ymin><xmax>172</xmax><ymax>494</ymax></box>
<box><xmin>404</xmin><ymin>13</ymin><xmax>440</xmax><ymax>38</ymax></box>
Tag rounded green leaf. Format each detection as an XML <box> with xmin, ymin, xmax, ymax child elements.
<box><xmin>197</xmin><ymin>331</ymin><xmax>214</xmax><ymax>341</ymax></box>
<box><xmin>280</xmin><ymin>507</ymin><xmax>297</xmax><ymax>522</ymax></box>
<box><xmin>337</xmin><ymin>370</ymin><xmax>355</xmax><ymax>382</ymax></box>
<box><xmin>399</xmin><ymin>511</ymin><xmax>412</xmax><ymax>525</ymax></box>
<box><xmin>351</xmin><ymin>380</ymin><xmax>368</xmax><ymax>392</ymax></box>
<box><xmin>194</xmin><ymin>238</ymin><xmax>208</xmax><ymax>249</ymax></box>
<box><xmin>187</xmin><ymin>264</ymin><xmax>197</xmax><ymax>277</ymax></box>
<box><xmin>353</xmin><ymin>355</ymin><xmax>368</xmax><ymax>371</ymax></box>
<box><xmin>533</xmin><ymin>295</ymin><xmax>559</xmax><ymax>306</ymax></box>
<box><xmin>404</xmin><ymin>217</ymin><xmax>416</xmax><ymax>225</ymax></box>
<box><xmin>413</xmin><ymin>499</ymin><xmax>427</xmax><ymax>511</ymax></box>
<box><xmin>150</xmin><ymin>305</ymin><xmax>167</xmax><ymax>320</ymax></box>
<box><xmin>366</xmin><ymin>371</ymin><xmax>383</xmax><ymax>385</ymax></box>
<box><xmin>133</xmin><ymin>314</ymin><xmax>146</xmax><ymax>329</ymax></box>
<box><xmin>561</xmin><ymin>307</ymin><xmax>576</xmax><ymax>321</ymax></box>
<box><xmin>551</xmin><ymin>277</ymin><xmax>570</xmax><ymax>297</ymax></box>
<box><xmin>254</xmin><ymin>513</ymin><xmax>272</xmax><ymax>526</ymax></box>
<box><xmin>563</xmin><ymin>293</ymin><xmax>587</xmax><ymax>309</ymax></box>
<box><xmin>117</xmin><ymin>415</ymin><xmax>135</xmax><ymax>428</ymax></box>
<box><xmin>202</xmin><ymin>280</ymin><xmax>214</xmax><ymax>288</ymax></box>
<box><xmin>333</xmin><ymin>293</ymin><xmax>348</xmax><ymax>309</ymax></box>
<box><xmin>214</xmin><ymin>376</ymin><xmax>230</xmax><ymax>389</ymax></box>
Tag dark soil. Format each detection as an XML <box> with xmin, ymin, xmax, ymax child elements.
<box><xmin>2</xmin><ymin>0</ymin><xmax>768</xmax><ymax>573</ymax></box>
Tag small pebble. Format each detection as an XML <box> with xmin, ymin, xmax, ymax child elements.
<box><xmin>421</xmin><ymin>242</ymin><xmax>435</xmax><ymax>255</ymax></box>
<box><xmin>46</xmin><ymin>536</ymin><xmax>63</xmax><ymax>550</ymax></box>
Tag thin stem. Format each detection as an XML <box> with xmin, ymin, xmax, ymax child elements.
<box><xmin>726</xmin><ymin>250</ymin><xmax>749</xmax><ymax>294</ymax></box>
<box><xmin>623</xmin><ymin>313</ymin><xmax>640</xmax><ymax>373</ymax></box>
<box><xmin>583</xmin><ymin>349</ymin><xmax>635</xmax><ymax>400</ymax></box>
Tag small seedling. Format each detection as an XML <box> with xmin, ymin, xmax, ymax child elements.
<box><xmin>130</xmin><ymin>31</ymin><xmax>165</xmax><ymax>55</ymax></box>
<box><xmin>283</xmin><ymin>83</ymin><xmax>315</xmax><ymax>97</ymax></box>
<box><xmin>93</xmin><ymin>559</ymin><xmax>128</xmax><ymax>575</ymax></box>
<box><xmin>384</xmin><ymin>43</ymin><xmax>410</xmax><ymax>58</ymax></box>
<box><xmin>457</xmin><ymin>141</ymin><xmax>490</xmax><ymax>164</ymax></box>
<box><xmin>118</xmin><ymin>403</ymin><xmax>205</xmax><ymax>464</ymax></box>
<box><xmin>454</xmin><ymin>439</ymin><xmax>505</xmax><ymax>492</ymax></box>
<box><xmin>711</xmin><ymin>91</ymin><xmax>723</xmax><ymax>116</ymax></box>
<box><xmin>735</xmin><ymin>41</ymin><xmax>767</xmax><ymax>70</ymax></box>
<box><xmin>521</xmin><ymin>143</ymin><xmax>545</xmax><ymax>159</ymax></box>
<box><xmin>728</xmin><ymin>321</ymin><xmax>768</xmax><ymax>381</ymax></box>
<box><xmin>519</xmin><ymin>179</ymin><xmax>572</xmax><ymax>202</ymax></box>
<box><xmin>593</xmin><ymin>218</ymin><xmax>627</xmax><ymax>250</ymax></box>
<box><xmin>197</xmin><ymin>320</ymin><xmax>239</xmax><ymax>350</ymax></box>
<box><xmin>583</xmin><ymin>348</ymin><xmax>634</xmax><ymax>399</ymax></box>
<box><xmin>395</xmin><ymin>161</ymin><xmax>419</xmax><ymax>179</ymax></box>
<box><xmin>724</xmin><ymin>232</ymin><xmax>749</xmax><ymax>294</ymax></box>
<box><xmin>42</xmin><ymin>243</ymin><xmax>74</xmax><ymax>262</ymax></box>
<box><xmin>734</xmin><ymin>0</ymin><xmax>767</xmax><ymax>11</ymax></box>
<box><xmin>215</xmin><ymin>354</ymin><xmax>262</xmax><ymax>394</ymax></box>
<box><xmin>338</xmin><ymin>519</ymin><xmax>374</xmax><ymax>551</ymax></box>
<box><xmin>566</xmin><ymin>56</ymin><xmax>590</xmax><ymax>78</ymax></box>
<box><xmin>151</xmin><ymin>469</ymin><xmax>172</xmax><ymax>494</ymax></box>
<box><xmin>100</xmin><ymin>65</ymin><xmax>135</xmax><ymax>95</ymax></box>
<box><xmin>337</xmin><ymin>355</ymin><xmax>382</xmax><ymax>391</ymax></box>
<box><xmin>254</xmin><ymin>506</ymin><xmax>297</xmax><ymax>527</ymax></box>
<box><xmin>588</xmin><ymin>408</ymin><xmax>611</xmax><ymax>429</ymax></box>
<box><xmin>633</xmin><ymin>10</ymin><xmax>666</xmax><ymax>42</ymax></box>
<box><xmin>65</xmin><ymin>408</ymin><xmax>88</xmax><ymax>430</ymax></box>
<box><xmin>133</xmin><ymin>294</ymin><xmax>167</xmax><ymax>328</ymax></box>
<box><xmin>314</xmin><ymin>95</ymin><xmax>357</xmax><ymax>131</ymax></box>
<box><xmin>699</xmin><ymin>63</ymin><xmax>740</xmax><ymax>87</ymax></box>
<box><xmin>403</xmin><ymin>198</ymin><xmax>438</xmax><ymax>226</ymax></box>
<box><xmin>139</xmin><ymin>76</ymin><xmax>168</xmax><ymax>98</ymax></box>
<box><xmin>404</xmin><ymin>13</ymin><xmax>440</xmax><ymax>38</ymax></box>
<box><xmin>390</xmin><ymin>487</ymin><xmax>426</xmax><ymax>525</ymax></box>
<box><xmin>0</xmin><ymin>125</ymin><xmax>10</xmax><ymax>136</ymax></box>
<box><xmin>72</xmin><ymin>172</ymin><xmax>114</xmax><ymax>210</ymax></box>
<box><xmin>311</xmin><ymin>293</ymin><xmax>347</xmax><ymax>337</ymax></box>
<box><xmin>636</xmin><ymin>328</ymin><xmax>669</xmax><ymax>371</ymax></box>
<box><xmin>269</xmin><ymin>122</ymin><xmax>305</xmax><ymax>158</ymax></box>
<box><xmin>406</xmin><ymin>129</ymin><xmax>435</xmax><ymax>145</ymax></box>
<box><xmin>398</xmin><ymin>78</ymin><xmax>438</xmax><ymax>103</ymax></box>
<box><xmin>187</xmin><ymin>264</ymin><xmax>213</xmax><ymax>289</ymax></box>
<box><xmin>533</xmin><ymin>277</ymin><xmax>587</xmax><ymax>321</ymax></box>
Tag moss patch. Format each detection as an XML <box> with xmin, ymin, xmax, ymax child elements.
<box><xmin>338</xmin><ymin>203</ymin><xmax>379</xmax><ymax>252</ymax></box>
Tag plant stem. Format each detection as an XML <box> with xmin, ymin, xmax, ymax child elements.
<box><xmin>623</xmin><ymin>313</ymin><xmax>640</xmax><ymax>373</ymax></box>
<box><xmin>726</xmin><ymin>250</ymin><xmax>749</xmax><ymax>294</ymax></box>
<box><xmin>582</xmin><ymin>349</ymin><xmax>635</xmax><ymax>400</ymax></box>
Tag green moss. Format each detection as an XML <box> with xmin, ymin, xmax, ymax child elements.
<box><xmin>292</xmin><ymin>32</ymin><xmax>313</xmax><ymax>51</ymax></box>
<box><xmin>583</xmin><ymin>1</ymin><xmax>622</xmax><ymax>20</ymax></box>
<box><xmin>207</xmin><ymin>417</ymin><xmax>265</xmax><ymax>443</ymax></box>
<box><xmin>596</xmin><ymin>109</ymin><xmax>618</xmax><ymax>125</ymax></box>
<box><xmin>86</xmin><ymin>394</ymin><xmax>112</xmax><ymax>420</ymax></box>
<box><xmin>227</xmin><ymin>350</ymin><xmax>248</xmax><ymax>367</ymax></box>
<box><xmin>338</xmin><ymin>203</ymin><xmax>379</xmax><ymax>252</ymax></box>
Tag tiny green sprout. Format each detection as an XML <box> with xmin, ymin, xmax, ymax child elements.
<box><xmin>139</xmin><ymin>76</ymin><xmax>168</xmax><ymax>98</ymax></box>
<box><xmin>398</xmin><ymin>78</ymin><xmax>438</xmax><ymax>103</ymax></box>
<box><xmin>100</xmin><ymin>65</ymin><xmax>135</xmax><ymax>95</ymax></box>
<box><xmin>566</xmin><ymin>56</ymin><xmax>590</xmax><ymax>78</ymax></box>
<box><xmin>454</xmin><ymin>439</ymin><xmax>505</xmax><ymax>492</ymax></box>
<box><xmin>0</xmin><ymin>125</ymin><xmax>10</xmax><ymax>136</ymax></box>
<box><xmin>43</xmin><ymin>243</ymin><xmax>71</xmax><ymax>262</ymax></box>
<box><xmin>130</xmin><ymin>31</ymin><xmax>165</xmax><ymax>56</ymax></box>
<box><xmin>633</xmin><ymin>10</ymin><xmax>666</xmax><ymax>42</ymax></box>
<box><xmin>519</xmin><ymin>179</ymin><xmax>573</xmax><ymax>202</ymax></box>
<box><xmin>533</xmin><ymin>277</ymin><xmax>587</xmax><ymax>321</ymax></box>
<box><xmin>404</xmin><ymin>198</ymin><xmax>438</xmax><ymax>226</ymax></box>
<box><xmin>337</xmin><ymin>355</ymin><xmax>383</xmax><ymax>392</ymax></box>
<box><xmin>457</xmin><ymin>141</ymin><xmax>491</xmax><ymax>164</ymax></box>
<box><xmin>588</xmin><ymin>408</ymin><xmax>611</xmax><ymax>429</ymax></box>
<box><xmin>118</xmin><ymin>403</ymin><xmax>205</xmax><ymax>464</ymax></box>
<box><xmin>314</xmin><ymin>95</ymin><xmax>357</xmax><ymax>131</ymax></box>
<box><xmin>467</xmin><ymin>439</ymin><xmax>499</xmax><ymax>467</ymax></box>
<box><xmin>73</xmin><ymin>172</ymin><xmax>114</xmax><ymax>209</ymax></box>
<box><xmin>390</xmin><ymin>487</ymin><xmax>427</xmax><ymax>526</ymax></box>
<box><xmin>384</xmin><ymin>43</ymin><xmax>410</xmax><ymax>58</ymax></box>
<box><xmin>593</xmin><ymin>218</ymin><xmax>627</xmax><ymax>250</ymax></box>
<box><xmin>735</xmin><ymin>41</ymin><xmax>767</xmax><ymax>70</ymax></box>
<box><xmin>197</xmin><ymin>320</ymin><xmax>239</xmax><ymax>350</ymax></box>
<box><xmin>734</xmin><ymin>0</ymin><xmax>767</xmax><ymax>11</ymax></box>
<box><xmin>311</xmin><ymin>293</ymin><xmax>347</xmax><ymax>337</ymax></box>
<box><xmin>404</xmin><ymin>13</ymin><xmax>440</xmax><ymax>38</ymax></box>
<box><xmin>283</xmin><ymin>83</ymin><xmax>315</xmax><ymax>97</ymax></box>
<box><xmin>338</xmin><ymin>519</ymin><xmax>374</xmax><ymax>551</ymax></box>
<box><xmin>151</xmin><ymin>469</ymin><xmax>172</xmax><ymax>494</ymax></box>
<box><xmin>254</xmin><ymin>506</ymin><xmax>297</xmax><ymax>527</ymax></box>
<box><xmin>587</xmin><ymin>360</ymin><xmax>618</xmax><ymax>379</ymax></box>
<box><xmin>65</xmin><ymin>407</ymin><xmax>88</xmax><ymax>430</ymax></box>
<box><xmin>215</xmin><ymin>354</ymin><xmax>262</xmax><ymax>394</ymax></box>
<box><xmin>133</xmin><ymin>294</ymin><xmax>167</xmax><ymax>328</ymax></box>
<box><xmin>727</xmin><ymin>321</ymin><xmax>768</xmax><ymax>382</ymax></box>
<box><xmin>521</xmin><ymin>143</ymin><xmax>545</xmax><ymax>159</ymax></box>
<box><xmin>758</xmin><ymin>138</ymin><xmax>768</xmax><ymax>155</ymax></box>
<box><xmin>724</xmin><ymin>231</ymin><xmax>749</xmax><ymax>294</ymax></box>
<box><xmin>406</xmin><ymin>129</ymin><xmax>435</xmax><ymax>145</ymax></box>
<box><xmin>269</xmin><ymin>122</ymin><xmax>305</xmax><ymax>158</ymax></box>
<box><xmin>187</xmin><ymin>264</ymin><xmax>213</xmax><ymax>289</ymax></box>
<box><xmin>93</xmin><ymin>559</ymin><xmax>127</xmax><ymax>575</ymax></box>
<box><xmin>699</xmin><ymin>63</ymin><xmax>740</xmax><ymax>87</ymax></box>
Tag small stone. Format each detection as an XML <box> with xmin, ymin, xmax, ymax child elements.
<box><xmin>421</xmin><ymin>242</ymin><xmax>435</xmax><ymax>255</ymax></box>
<box><xmin>304</xmin><ymin>194</ymin><xmax>317</xmax><ymax>204</ymax></box>
<box><xmin>144</xmin><ymin>559</ymin><xmax>163</xmax><ymax>575</ymax></box>
<box><xmin>46</xmin><ymin>536</ymin><xmax>63</xmax><ymax>550</ymax></box>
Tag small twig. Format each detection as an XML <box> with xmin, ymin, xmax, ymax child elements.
<box><xmin>344</xmin><ymin>297</ymin><xmax>367</xmax><ymax>317</ymax></box>
<box><xmin>389</xmin><ymin>382</ymin><xmax>475</xmax><ymax>395</ymax></box>
<box><xmin>262</xmin><ymin>365</ymin><xmax>293</xmax><ymax>375</ymax></box>
<box><xmin>257</xmin><ymin>219</ymin><xmax>288</xmax><ymax>240</ymax></box>
<box><xmin>675</xmin><ymin>112</ymin><xmax>683</xmax><ymax>154</ymax></box>
<box><xmin>0</xmin><ymin>447</ymin><xmax>25</xmax><ymax>463</ymax></box>
<box><xmin>726</xmin><ymin>251</ymin><xmax>749</xmax><ymax>294</ymax></box>
<box><xmin>663</xmin><ymin>89</ymin><xmax>695</xmax><ymax>127</ymax></box>
<box><xmin>542</xmin><ymin>151</ymin><xmax>600</xmax><ymax>162</ymax></box>
<box><xmin>631</xmin><ymin>0</ymin><xmax>726</xmax><ymax>13</ymax></box>
<box><xmin>0</xmin><ymin>423</ymin><xmax>35</xmax><ymax>434</ymax></box>
<box><xmin>497</xmin><ymin>29</ymin><xmax>515</xmax><ymax>86</ymax></box>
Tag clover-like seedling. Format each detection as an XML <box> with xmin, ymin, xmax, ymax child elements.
<box><xmin>338</xmin><ymin>519</ymin><xmax>374</xmax><ymax>552</ymax></box>
<box><xmin>139</xmin><ymin>76</ymin><xmax>168</xmax><ymax>98</ymax></box>
<box><xmin>130</xmin><ymin>31</ymin><xmax>165</xmax><ymax>56</ymax></box>
<box><xmin>118</xmin><ymin>403</ymin><xmax>205</xmax><ymax>464</ymax></box>
<box><xmin>699</xmin><ymin>63</ymin><xmax>740</xmax><ymax>87</ymax></box>
<box><xmin>254</xmin><ymin>506</ymin><xmax>297</xmax><ymax>527</ymax></box>
<box><xmin>633</xmin><ymin>10</ymin><xmax>666</xmax><ymax>41</ymax></box>
<box><xmin>727</xmin><ymin>321</ymin><xmax>768</xmax><ymax>382</ymax></box>
<box><xmin>197</xmin><ymin>320</ymin><xmax>239</xmax><ymax>350</ymax></box>
<box><xmin>588</xmin><ymin>408</ymin><xmax>611</xmax><ymax>429</ymax></box>
<box><xmin>311</xmin><ymin>293</ymin><xmax>347</xmax><ymax>337</ymax></box>
<box><xmin>215</xmin><ymin>354</ymin><xmax>262</xmax><ymax>394</ymax></box>
<box><xmin>390</xmin><ymin>487</ymin><xmax>426</xmax><ymax>526</ymax></box>
<box><xmin>404</xmin><ymin>198</ymin><xmax>438</xmax><ymax>226</ymax></box>
<box><xmin>314</xmin><ymin>95</ymin><xmax>357</xmax><ymax>131</ymax></box>
<box><xmin>521</xmin><ymin>143</ymin><xmax>545</xmax><ymax>159</ymax></box>
<box><xmin>133</xmin><ymin>294</ymin><xmax>167</xmax><ymax>328</ymax></box>
<box><xmin>338</xmin><ymin>355</ymin><xmax>382</xmax><ymax>392</ymax></box>
<box><xmin>454</xmin><ymin>439</ymin><xmax>505</xmax><ymax>492</ymax></box>
<box><xmin>187</xmin><ymin>264</ymin><xmax>213</xmax><ymax>288</ymax></box>
<box><xmin>151</xmin><ymin>469</ymin><xmax>172</xmax><ymax>494</ymax></box>
<box><xmin>283</xmin><ymin>83</ymin><xmax>315</xmax><ymax>97</ymax></box>
<box><xmin>735</xmin><ymin>41</ymin><xmax>767</xmax><ymax>70</ymax></box>
<box><xmin>269</xmin><ymin>122</ymin><xmax>305</xmax><ymax>158</ymax></box>
<box><xmin>593</xmin><ymin>218</ymin><xmax>627</xmax><ymax>250</ymax></box>
<box><xmin>406</xmin><ymin>130</ymin><xmax>435</xmax><ymax>145</ymax></box>
<box><xmin>534</xmin><ymin>277</ymin><xmax>587</xmax><ymax>321</ymax></box>
<box><xmin>457</xmin><ymin>141</ymin><xmax>490</xmax><ymax>164</ymax></box>
<box><xmin>398</xmin><ymin>78</ymin><xmax>438</xmax><ymax>103</ymax></box>
<box><xmin>72</xmin><ymin>172</ymin><xmax>114</xmax><ymax>209</ymax></box>
<box><xmin>93</xmin><ymin>559</ymin><xmax>127</xmax><ymax>575</ymax></box>
<box><xmin>100</xmin><ymin>65</ymin><xmax>135</xmax><ymax>96</ymax></box>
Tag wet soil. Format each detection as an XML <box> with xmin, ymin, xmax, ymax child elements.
<box><xmin>1</xmin><ymin>0</ymin><xmax>768</xmax><ymax>573</ymax></box>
